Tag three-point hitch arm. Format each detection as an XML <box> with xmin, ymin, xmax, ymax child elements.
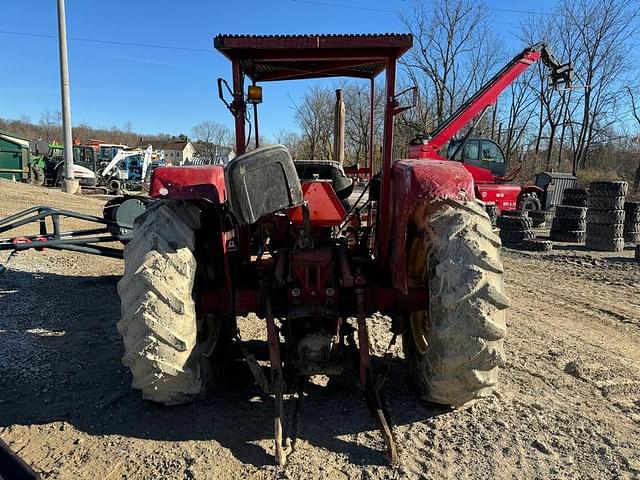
<box><xmin>409</xmin><ymin>43</ymin><xmax>573</xmax><ymax>158</ymax></box>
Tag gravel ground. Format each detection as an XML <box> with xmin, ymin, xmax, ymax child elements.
<box><xmin>1</xmin><ymin>180</ymin><xmax>639</xmax><ymax>479</ymax></box>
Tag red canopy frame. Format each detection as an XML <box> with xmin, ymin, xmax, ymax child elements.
<box><xmin>214</xmin><ymin>34</ymin><xmax>412</xmax><ymax>262</ymax></box>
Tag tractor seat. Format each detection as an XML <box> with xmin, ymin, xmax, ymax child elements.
<box><xmin>294</xmin><ymin>160</ymin><xmax>354</xmax><ymax>200</ymax></box>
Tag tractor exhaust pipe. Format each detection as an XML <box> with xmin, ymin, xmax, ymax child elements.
<box><xmin>333</xmin><ymin>89</ymin><xmax>345</xmax><ymax>165</ymax></box>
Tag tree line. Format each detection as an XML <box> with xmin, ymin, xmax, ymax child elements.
<box><xmin>0</xmin><ymin>112</ymin><xmax>177</xmax><ymax>149</ymax></box>
<box><xmin>0</xmin><ymin>113</ymin><xmax>237</xmax><ymax>165</ymax></box>
<box><xmin>4</xmin><ymin>0</ymin><xmax>640</xmax><ymax>187</ymax></box>
<box><xmin>280</xmin><ymin>0</ymin><xmax>640</xmax><ymax>188</ymax></box>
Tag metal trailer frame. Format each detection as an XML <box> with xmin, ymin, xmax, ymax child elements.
<box><xmin>0</xmin><ymin>206</ymin><xmax>126</xmax><ymax>259</ymax></box>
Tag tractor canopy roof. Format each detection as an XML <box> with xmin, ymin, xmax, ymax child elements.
<box><xmin>214</xmin><ymin>33</ymin><xmax>412</xmax><ymax>82</ymax></box>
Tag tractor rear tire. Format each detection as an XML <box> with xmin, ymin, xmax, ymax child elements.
<box><xmin>550</xmin><ymin>217</ymin><xmax>587</xmax><ymax>232</ymax></box>
<box><xmin>625</xmin><ymin>201</ymin><xmax>640</xmax><ymax>217</ymax></box>
<box><xmin>499</xmin><ymin>228</ymin><xmax>535</xmax><ymax>244</ymax></box>
<box><xmin>403</xmin><ymin>199</ymin><xmax>509</xmax><ymax>407</ymax></box>
<box><xmin>555</xmin><ymin>205</ymin><xmax>587</xmax><ymax>220</ymax></box>
<box><xmin>117</xmin><ymin>200</ymin><xmax>223</xmax><ymax>405</ymax></box>
<box><xmin>585</xmin><ymin>235</ymin><xmax>625</xmax><ymax>252</ymax></box>
<box><xmin>624</xmin><ymin>230</ymin><xmax>640</xmax><ymax>243</ymax></box>
<box><xmin>586</xmin><ymin>223</ymin><xmax>624</xmax><ymax>238</ymax></box>
<box><xmin>563</xmin><ymin>188</ymin><xmax>589</xmax><ymax>207</ymax></box>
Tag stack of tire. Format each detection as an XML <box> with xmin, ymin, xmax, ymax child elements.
<box><xmin>497</xmin><ymin>213</ymin><xmax>533</xmax><ymax>245</ymax></box>
<box><xmin>497</xmin><ymin>213</ymin><xmax>552</xmax><ymax>251</ymax></box>
<box><xmin>562</xmin><ymin>188</ymin><xmax>589</xmax><ymax>208</ymax></box>
<box><xmin>624</xmin><ymin>201</ymin><xmax>640</xmax><ymax>243</ymax></box>
<box><xmin>585</xmin><ymin>181</ymin><xmax>627</xmax><ymax>252</ymax></box>
<box><xmin>550</xmin><ymin>205</ymin><xmax>587</xmax><ymax>243</ymax></box>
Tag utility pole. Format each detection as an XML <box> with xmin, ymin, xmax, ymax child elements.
<box><xmin>56</xmin><ymin>0</ymin><xmax>78</xmax><ymax>193</ymax></box>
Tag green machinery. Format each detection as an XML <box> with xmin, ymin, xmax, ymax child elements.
<box><xmin>0</xmin><ymin>130</ymin><xmax>31</xmax><ymax>181</ymax></box>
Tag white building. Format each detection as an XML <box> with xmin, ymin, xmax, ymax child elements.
<box><xmin>160</xmin><ymin>139</ymin><xmax>195</xmax><ymax>165</ymax></box>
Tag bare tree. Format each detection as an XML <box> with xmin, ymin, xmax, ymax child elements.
<box><xmin>274</xmin><ymin>129</ymin><xmax>304</xmax><ymax>159</ymax></box>
<box><xmin>501</xmin><ymin>76</ymin><xmax>538</xmax><ymax>163</ymax></box>
<box><xmin>340</xmin><ymin>81</ymin><xmax>384</xmax><ymax>167</ymax></box>
<box><xmin>401</xmin><ymin>0</ymin><xmax>501</xmax><ymax>128</ymax></box>
<box><xmin>191</xmin><ymin>121</ymin><xmax>232</xmax><ymax>163</ymax></box>
<box><xmin>626</xmin><ymin>86</ymin><xmax>640</xmax><ymax>191</ymax></box>
<box><xmin>39</xmin><ymin>110</ymin><xmax>62</xmax><ymax>141</ymax></box>
<box><xmin>626</xmin><ymin>86</ymin><xmax>640</xmax><ymax>126</ymax></box>
<box><xmin>0</xmin><ymin>114</ymin><xmax>177</xmax><ymax>150</ymax></box>
<box><xmin>290</xmin><ymin>86</ymin><xmax>334</xmax><ymax>160</ymax></box>
<box><xmin>561</xmin><ymin>0</ymin><xmax>640</xmax><ymax>171</ymax></box>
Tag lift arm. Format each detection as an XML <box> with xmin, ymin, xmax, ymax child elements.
<box><xmin>409</xmin><ymin>43</ymin><xmax>572</xmax><ymax>158</ymax></box>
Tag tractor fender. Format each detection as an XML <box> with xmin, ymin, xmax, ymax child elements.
<box><xmin>519</xmin><ymin>184</ymin><xmax>544</xmax><ymax>198</ymax></box>
<box><xmin>149</xmin><ymin>165</ymin><xmax>227</xmax><ymax>203</ymax></box>
<box><xmin>390</xmin><ymin>159</ymin><xmax>475</xmax><ymax>293</ymax></box>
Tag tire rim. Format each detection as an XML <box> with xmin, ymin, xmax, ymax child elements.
<box><xmin>199</xmin><ymin>314</ymin><xmax>221</xmax><ymax>358</ymax></box>
<box><xmin>409</xmin><ymin>311</ymin><xmax>429</xmax><ymax>355</ymax></box>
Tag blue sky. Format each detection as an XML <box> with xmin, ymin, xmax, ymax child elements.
<box><xmin>1</xmin><ymin>0</ymin><xmax>556</xmax><ymax>140</ymax></box>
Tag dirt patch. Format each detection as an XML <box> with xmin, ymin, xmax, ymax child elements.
<box><xmin>1</xmin><ymin>181</ymin><xmax>640</xmax><ymax>479</ymax></box>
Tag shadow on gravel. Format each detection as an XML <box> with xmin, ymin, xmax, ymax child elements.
<box><xmin>550</xmin><ymin>243</ymin><xmax>638</xmax><ymax>255</ymax></box>
<box><xmin>0</xmin><ymin>269</ymin><xmax>448</xmax><ymax>467</ymax></box>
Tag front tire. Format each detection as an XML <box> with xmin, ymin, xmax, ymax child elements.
<box><xmin>518</xmin><ymin>192</ymin><xmax>541</xmax><ymax>213</ymax></box>
<box><xmin>404</xmin><ymin>199</ymin><xmax>510</xmax><ymax>407</ymax></box>
<box><xmin>29</xmin><ymin>164</ymin><xmax>45</xmax><ymax>186</ymax></box>
<box><xmin>117</xmin><ymin>201</ymin><xmax>226</xmax><ymax>405</ymax></box>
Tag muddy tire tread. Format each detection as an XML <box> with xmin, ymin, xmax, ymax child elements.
<box><xmin>404</xmin><ymin>199</ymin><xmax>509</xmax><ymax>407</ymax></box>
<box><xmin>117</xmin><ymin>201</ymin><xmax>208</xmax><ymax>405</ymax></box>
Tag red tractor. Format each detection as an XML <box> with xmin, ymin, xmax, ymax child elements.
<box><xmin>116</xmin><ymin>34</ymin><xmax>570</xmax><ymax>464</ymax></box>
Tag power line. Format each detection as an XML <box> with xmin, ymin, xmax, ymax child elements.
<box><xmin>289</xmin><ymin>0</ymin><xmax>545</xmax><ymax>28</ymax></box>
<box><xmin>484</xmin><ymin>6</ymin><xmax>552</xmax><ymax>16</ymax></box>
<box><xmin>0</xmin><ymin>29</ymin><xmax>213</xmax><ymax>53</ymax></box>
<box><xmin>291</xmin><ymin>0</ymin><xmax>640</xmax><ymax>33</ymax></box>
<box><xmin>291</xmin><ymin>0</ymin><xmax>554</xmax><ymax>17</ymax></box>
<box><xmin>0</xmin><ymin>2</ymin><xmax>554</xmax><ymax>56</ymax></box>
<box><xmin>291</xmin><ymin>0</ymin><xmax>397</xmax><ymax>14</ymax></box>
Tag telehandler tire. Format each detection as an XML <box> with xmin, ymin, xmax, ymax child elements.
<box><xmin>404</xmin><ymin>199</ymin><xmax>509</xmax><ymax>407</ymax></box>
<box><xmin>517</xmin><ymin>192</ymin><xmax>541</xmax><ymax>213</ymax></box>
<box><xmin>117</xmin><ymin>201</ymin><xmax>225</xmax><ymax>405</ymax></box>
